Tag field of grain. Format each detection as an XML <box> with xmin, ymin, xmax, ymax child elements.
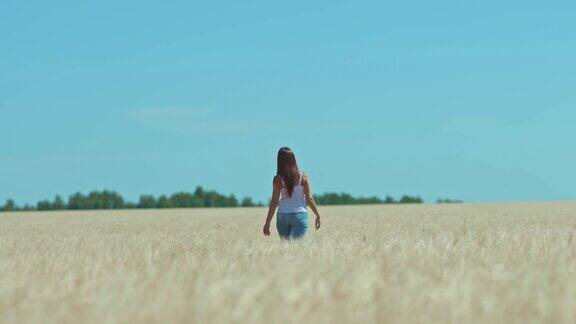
<box><xmin>1</xmin><ymin>202</ymin><xmax>575</xmax><ymax>323</ymax></box>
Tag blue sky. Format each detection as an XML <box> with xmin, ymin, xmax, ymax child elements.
<box><xmin>1</xmin><ymin>0</ymin><xmax>575</xmax><ymax>204</ymax></box>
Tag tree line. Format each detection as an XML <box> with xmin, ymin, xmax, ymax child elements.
<box><xmin>313</xmin><ymin>193</ymin><xmax>424</xmax><ymax>205</ymax></box>
<box><xmin>0</xmin><ymin>187</ymin><xmax>461</xmax><ymax>212</ymax></box>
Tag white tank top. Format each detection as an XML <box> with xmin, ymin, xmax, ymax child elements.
<box><xmin>278</xmin><ymin>171</ymin><xmax>307</xmax><ymax>213</ymax></box>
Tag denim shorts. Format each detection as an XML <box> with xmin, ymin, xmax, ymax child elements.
<box><xmin>276</xmin><ymin>211</ymin><xmax>309</xmax><ymax>239</ymax></box>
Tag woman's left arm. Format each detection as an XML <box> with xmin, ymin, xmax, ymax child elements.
<box><xmin>263</xmin><ymin>177</ymin><xmax>281</xmax><ymax>236</ymax></box>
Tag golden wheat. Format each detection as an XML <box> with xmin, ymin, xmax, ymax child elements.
<box><xmin>1</xmin><ymin>202</ymin><xmax>575</xmax><ymax>323</ymax></box>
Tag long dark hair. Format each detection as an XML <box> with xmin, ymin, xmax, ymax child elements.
<box><xmin>277</xmin><ymin>147</ymin><xmax>300</xmax><ymax>197</ymax></box>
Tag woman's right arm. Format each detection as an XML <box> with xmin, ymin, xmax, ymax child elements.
<box><xmin>303</xmin><ymin>174</ymin><xmax>321</xmax><ymax>230</ymax></box>
<box><xmin>263</xmin><ymin>177</ymin><xmax>281</xmax><ymax>236</ymax></box>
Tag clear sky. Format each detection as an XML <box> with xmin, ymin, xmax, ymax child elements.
<box><xmin>1</xmin><ymin>0</ymin><xmax>575</xmax><ymax>205</ymax></box>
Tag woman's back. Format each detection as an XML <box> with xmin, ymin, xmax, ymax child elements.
<box><xmin>278</xmin><ymin>170</ymin><xmax>307</xmax><ymax>213</ymax></box>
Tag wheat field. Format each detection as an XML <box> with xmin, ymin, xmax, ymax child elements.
<box><xmin>1</xmin><ymin>202</ymin><xmax>575</xmax><ymax>324</ymax></box>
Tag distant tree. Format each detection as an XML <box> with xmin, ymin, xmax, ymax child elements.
<box><xmin>2</xmin><ymin>199</ymin><xmax>16</xmax><ymax>211</ymax></box>
<box><xmin>89</xmin><ymin>190</ymin><xmax>124</xmax><ymax>209</ymax></box>
<box><xmin>157</xmin><ymin>195</ymin><xmax>172</xmax><ymax>208</ymax></box>
<box><xmin>357</xmin><ymin>196</ymin><xmax>383</xmax><ymax>204</ymax></box>
<box><xmin>106</xmin><ymin>191</ymin><xmax>125</xmax><ymax>209</ymax></box>
<box><xmin>124</xmin><ymin>202</ymin><xmax>137</xmax><ymax>209</ymax></box>
<box><xmin>314</xmin><ymin>192</ymin><xmax>384</xmax><ymax>205</ymax></box>
<box><xmin>340</xmin><ymin>193</ymin><xmax>352</xmax><ymax>204</ymax></box>
<box><xmin>384</xmin><ymin>195</ymin><xmax>396</xmax><ymax>204</ymax></box>
<box><xmin>51</xmin><ymin>195</ymin><xmax>65</xmax><ymax>210</ymax></box>
<box><xmin>105</xmin><ymin>191</ymin><xmax>125</xmax><ymax>209</ymax></box>
<box><xmin>37</xmin><ymin>199</ymin><xmax>51</xmax><ymax>211</ymax></box>
<box><xmin>138</xmin><ymin>195</ymin><xmax>157</xmax><ymax>208</ymax></box>
<box><xmin>203</xmin><ymin>191</ymin><xmax>216</xmax><ymax>207</ymax></box>
<box><xmin>170</xmin><ymin>192</ymin><xmax>203</xmax><ymax>208</ymax></box>
<box><xmin>68</xmin><ymin>192</ymin><xmax>88</xmax><ymax>210</ymax></box>
<box><xmin>399</xmin><ymin>195</ymin><xmax>423</xmax><ymax>204</ymax></box>
<box><xmin>226</xmin><ymin>194</ymin><xmax>239</xmax><ymax>207</ymax></box>
<box><xmin>68</xmin><ymin>191</ymin><xmax>125</xmax><ymax>209</ymax></box>
<box><xmin>87</xmin><ymin>191</ymin><xmax>102</xmax><ymax>209</ymax></box>
<box><xmin>315</xmin><ymin>193</ymin><xmax>339</xmax><ymax>205</ymax></box>
<box><xmin>241</xmin><ymin>197</ymin><xmax>255</xmax><ymax>207</ymax></box>
<box><xmin>201</xmin><ymin>190</ymin><xmax>237</xmax><ymax>207</ymax></box>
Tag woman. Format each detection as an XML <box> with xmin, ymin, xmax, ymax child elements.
<box><xmin>262</xmin><ymin>147</ymin><xmax>321</xmax><ymax>239</ymax></box>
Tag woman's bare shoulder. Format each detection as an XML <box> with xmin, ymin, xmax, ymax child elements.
<box><xmin>302</xmin><ymin>171</ymin><xmax>311</xmax><ymax>184</ymax></box>
<box><xmin>273</xmin><ymin>175</ymin><xmax>282</xmax><ymax>186</ymax></box>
